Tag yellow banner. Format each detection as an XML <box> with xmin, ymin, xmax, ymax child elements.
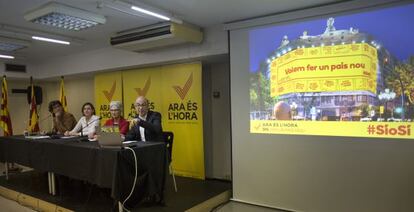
<box><xmin>122</xmin><ymin>67</ymin><xmax>163</xmax><ymax>119</ymax></box>
<box><xmin>121</xmin><ymin>62</ymin><xmax>205</xmax><ymax>179</ymax></box>
<box><xmin>270</xmin><ymin>43</ymin><xmax>378</xmax><ymax>96</ymax></box>
<box><xmin>251</xmin><ymin>120</ymin><xmax>413</xmax><ymax>139</ymax></box>
<box><xmin>160</xmin><ymin>63</ymin><xmax>204</xmax><ymax>179</ymax></box>
<box><xmin>94</xmin><ymin>72</ymin><xmax>123</xmax><ymax>125</ymax></box>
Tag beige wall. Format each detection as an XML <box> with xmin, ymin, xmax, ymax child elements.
<box><xmin>203</xmin><ymin>63</ymin><xmax>231</xmax><ymax>180</ymax></box>
<box><xmin>59</xmin><ymin>77</ymin><xmax>95</xmax><ymax>120</ymax></box>
<box><xmin>7</xmin><ymin>80</ymin><xmax>31</xmax><ymax>135</ymax></box>
<box><xmin>4</xmin><ymin>77</ymin><xmax>94</xmax><ymax>135</ymax></box>
<box><xmin>26</xmin><ymin>26</ymin><xmax>227</xmax><ymax>79</ymax></box>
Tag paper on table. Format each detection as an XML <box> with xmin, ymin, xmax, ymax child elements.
<box><xmin>25</xmin><ymin>135</ymin><xmax>50</xmax><ymax>139</ymax></box>
<box><xmin>60</xmin><ymin>136</ymin><xmax>77</xmax><ymax>139</ymax></box>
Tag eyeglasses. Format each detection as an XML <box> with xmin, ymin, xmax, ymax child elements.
<box><xmin>134</xmin><ymin>103</ymin><xmax>148</xmax><ymax>107</ymax></box>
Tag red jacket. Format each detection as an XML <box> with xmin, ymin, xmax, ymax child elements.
<box><xmin>104</xmin><ymin>117</ymin><xmax>130</xmax><ymax>135</ymax></box>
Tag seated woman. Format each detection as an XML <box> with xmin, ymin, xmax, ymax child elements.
<box><xmin>48</xmin><ymin>100</ymin><xmax>77</xmax><ymax>134</ymax></box>
<box><xmin>65</xmin><ymin>102</ymin><xmax>100</xmax><ymax>139</ymax></box>
<box><xmin>104</xmin><ymin>101</ymin><xmax>129</xmax><ymax>138</ymax></box>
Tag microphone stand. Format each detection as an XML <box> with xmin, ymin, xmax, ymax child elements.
<box><xmin>79</xmin><ymin>117</ymin><xmax>101</xmax><ymax>141</ymax></box>
<box><xmin>35</xmin><ymin>114</ymin><xmax>52</xmax><ymax>135</ymax></box>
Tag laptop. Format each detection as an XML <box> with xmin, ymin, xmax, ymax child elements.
<box><xmin>97</xmin><ymin>131</ymin><xmax>137</xmax><ymax>148</ymax></box>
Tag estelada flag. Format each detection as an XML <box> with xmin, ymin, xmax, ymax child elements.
<box><xmin>0</xmin><ymin>76</ymin><xmax>13</xmax><ymax>136</ymax></box>
<box><xmin>59</xmin><ymin>76</ymin><xmax>68</xmax><ymax>112</ymax></box>
<box><xmin>28</xmin><ymin>77</ymin><xmax>39</xmax><ymax>133</ymax></box>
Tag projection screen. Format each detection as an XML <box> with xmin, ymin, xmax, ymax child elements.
<box><xmin>229</xmin><ymin>1</ymin><xmax>414</xmax><ymax>211</ymax></box>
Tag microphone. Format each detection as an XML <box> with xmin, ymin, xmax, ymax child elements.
<box><xmin>38</xmin><ymin>114</ymin><xmax>52</xmax><ymax>135</ymax></box>
<box><xmin>78</xmin><ymin>117</ymin><xmax>101</xmax><ymax>142</ymax></box>
<box><xmin>39</xmin><ymin>114</ymin><xmax>52</xmax><ymax>123</ymax></box>
<box><xmin>23</xmin><ymin>114</ymin><xmax>52</xmax><ymax>135</ymax></box>
<box><xmin>39</xmin><ymin>114</ymin><xmax>52</xmax><ymax>129</ymax></box>
<box><xmin>86</xmin><ymin>116</ymin><xmax>102</xmax><ymax>126</ymax></box>
<box><xmin>81</xmin><ymin>116</ymin><xmax>102</xmax><ymax>136</ymax></box>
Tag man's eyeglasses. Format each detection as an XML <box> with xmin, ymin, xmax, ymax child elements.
<box><xmin>134</xmin><ymin>103</ymin><xmax>148</xmax><ymax>107</ymax></box>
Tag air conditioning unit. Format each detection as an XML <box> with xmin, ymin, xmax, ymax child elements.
<box><xmin>110</xmin><ymin>22</ymin><xmax>203</xmax><ymax>52</ymax></box>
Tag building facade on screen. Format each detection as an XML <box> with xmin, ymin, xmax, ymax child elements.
<box><xmin>254</xmin><ymin>17</ymin><xmax>398</xmax><ymax>121</ymax></box>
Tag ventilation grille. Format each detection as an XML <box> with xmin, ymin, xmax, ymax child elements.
<box><xmin>5</xmin><ymin>64</ymin><xmax>26</xmax><ymax>73</ymax></box>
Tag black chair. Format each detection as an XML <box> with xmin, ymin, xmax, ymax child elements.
<box><xmin>162</xmin><ymin>131</ymin><xmax>177</xmax><ymax>192</ymax></box>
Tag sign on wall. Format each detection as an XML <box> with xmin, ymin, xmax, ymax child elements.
<box><xmin>98</xmin><ymin>62</ymin><xmax>205</xmax><ymax>179</ymax></box>
<box><xmin>94</xmin><ymin>72</ymin><xmax>123</xmax><ymax>125</ymax></box>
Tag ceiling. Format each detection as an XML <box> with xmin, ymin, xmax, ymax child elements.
<box><xmin>0</xmin><ymin>0</ymin><xmax>344</xmax><ymax>62</ymax></box>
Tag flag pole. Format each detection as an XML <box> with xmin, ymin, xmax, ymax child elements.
<box><xmin>60</xmin><ymin>76</ymin><xmax>68</xmax><ymax>112</ymax></box>
<box><xmin>0</xmin><ymin>75</ymin><xmax>13</xmax><ymax>136</ymax></box>
<box><xmin>28</xmin><ymin>76</ymin><xmax>39</xmax><ymax>133</ymax></box>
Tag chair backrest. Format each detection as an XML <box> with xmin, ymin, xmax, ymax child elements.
<box><xmin>162</xmin><ymin>131</ymin><xmax>174</xmax><ymax>162</ymax></box>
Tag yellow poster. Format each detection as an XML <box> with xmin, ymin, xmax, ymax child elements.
<box><xmin>270</xmin><ymin>43</ymin><xmax>378</xmax><ymax>97</ymax></box>
<box><xmin>94</xmin><ymin>72</ymin><xmax>123</xmax><ymax>125</ymax></box>
<box><xmin>121</xmin><ymin>62</ymin><xmax>205</xmax><ymax>179</ymax></box>
<box><xmin>160</xmin><ymin>62</ymin><xmax>205</xmax><ymax>179</ymax></box>
<box><xmin>122</xmin><ymin>67</ymin><xmax>162</xmax><ymax>119</ymax></box>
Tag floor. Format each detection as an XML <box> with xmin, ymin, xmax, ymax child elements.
<box><xmin>0</xmin><ymin>196</ymin><xmax>36</xmax><ymax>212</ymax></box>
<box><xmin>215</xmin><ymin>201</ymin><xmax>288</xmax><ymax>212</ymax></box>
<box><xmin>0</xmin><ymin>163</ymin><xmax>293</xmax><ymax>212</ymax></box>
<box><xmin>0</xmin><ymin>162</ymin><xmax>231</xmax><ymax>212</ymax></box>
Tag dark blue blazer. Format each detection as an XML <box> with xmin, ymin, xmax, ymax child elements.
<box><xmin>125</xmin><ymin>111</ymin><xmax>163</xmax><ymax>142</ymax></box>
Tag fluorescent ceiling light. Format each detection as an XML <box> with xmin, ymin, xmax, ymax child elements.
<box><xmin>101</xmin><ymin>1</ymin><xmax>181</xmax><ymax>23</ymax></box>
<box><xmin>0</xmin><ymin>24</ymin><xmax>82</xmax><ymax>45</ymax></box>
<box><xmin>131</xmin><ymin>6</ymin><xmax>170</xmax><ymax>21</ymax></box>
<box><xmin>0</xmin><ymin>54</ymin><xmax>14</xmax><ymax>59</ymax></box>
<box><xmin>24</xmin><ymin>2</ymin><xmax>106</xmax><ymax>31</ymax></box>
<box><xmin>0</xmin><ymin>37</ymin><xmax>31</xmax><ymax>52</ymax></box>
<box><xmin>32</xmin><ymin>36</ymin><xmax>70</xmax><ymax>45</ymax></box>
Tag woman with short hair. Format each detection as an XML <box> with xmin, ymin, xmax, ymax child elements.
<box><xmin>103</xmin><ymin>101</ymin><xmax>129</xmax><ymax>137</ymax></box>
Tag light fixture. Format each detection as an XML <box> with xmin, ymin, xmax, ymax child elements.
<box><xmin>0</xmin><ymin>43</ymin><xmax>24</xmax><ymax>52</ymax></box>
<box><xmin>130</xmin><ymin>6</ymin><xmax>170</xmax><ymax>21</ymax></box>
<box><xmin>101</xmin><ymin>0</ymin><xmax>182</xmax><ymax>24</ymax></box>
<box><xmin>1</xmin><ymin>24</ymin><xmax>82</xmax><ymax>46</ymax></box>
<box><xmin>24</xmin><ymin>2</ymin><xmax>106</xmax><ymax>31</ymax></box>
<box><xmin>0</xmin><ymin>54</ymin><xmax>14</xmax><ymax>59</ymax></box>
<box><xmin>0</xmin><ymin>36</ymin><xmax>31</xmax><ymax>52</ymax></box>
<box><xmin>32</xmin><ymin>36</ymin><xmax>70</xmax><ymax>45</ymax></box>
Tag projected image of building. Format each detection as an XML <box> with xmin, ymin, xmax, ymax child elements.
<box><xmin>265</xmin><ymin>17</ymin><xmax>396</xmax><ymax>121</ymax></box>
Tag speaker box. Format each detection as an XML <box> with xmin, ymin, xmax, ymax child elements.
<box><xmin>5</xmin><ymin>63</ymin><xmax>26</xmax><ymax>73</ymax></box>
<box><xmin>27</xmin><ymin>86</ymin><xmax>42</xmax><ymax>105</ymax></box>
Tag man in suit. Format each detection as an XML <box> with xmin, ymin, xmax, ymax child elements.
<box><xmin>125</xmin><ymin>96</ymin><xmax>163</xmax><ymax>142</ymax></box>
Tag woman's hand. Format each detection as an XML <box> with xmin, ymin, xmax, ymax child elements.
<box><xmin>88</xmin><ymin>132</ymin><xmax>97</xmax><ymax>140</ymax></box>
